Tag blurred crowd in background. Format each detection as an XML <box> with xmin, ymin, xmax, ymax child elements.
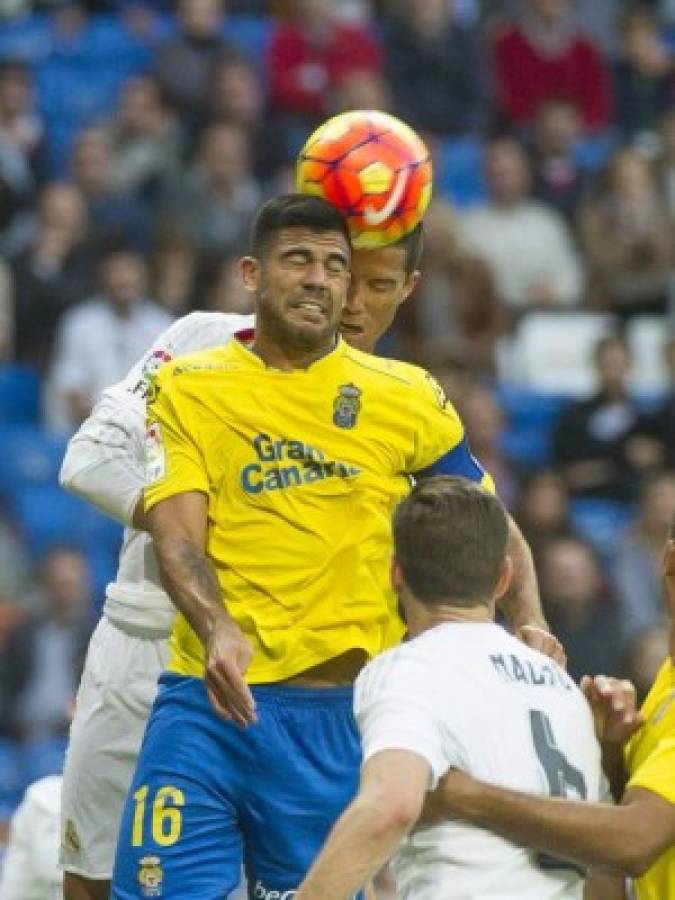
<box><xmin>0</xmin><ymin>0</ymin><xmax>675</xmax><ymax>824</ymax></box>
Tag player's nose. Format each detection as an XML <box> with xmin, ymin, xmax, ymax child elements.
<box><xmin>345</xmin><ymin>282</ymin><xmax>366</xmax><ymax>314</ymax></box>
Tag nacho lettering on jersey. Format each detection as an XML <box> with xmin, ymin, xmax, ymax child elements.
<box><xmin>240</xmin><ymin>432</ymin><xmax>361</xmax><ymax>495</ymax></box>
<box><xmin>145</xmin><ymin>423</ymin><xmax>166</xmax><ymax>483</ymax></box>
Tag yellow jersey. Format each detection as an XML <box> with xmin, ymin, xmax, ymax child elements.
<box><xmin>144</xmin><ymin>337</ymin><xmax>492</xmax><ymax>683</ymax></box>
<box><xmin>625</xmin><ymin>657</ymin><xmax>675</xmax><ymax>900</ymax></box>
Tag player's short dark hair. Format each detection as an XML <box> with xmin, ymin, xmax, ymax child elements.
<box><xmin>393</xmin><ymin>476</ymin><xmax>509</xmax><ymax>608</ymax></box>
<box><xmin>392</xmin><ymin>223</ymin><xmax>423</xmax><ymax>275</ymax></box>
<box><xmin>249</xmin><ymin>194</ymin><xmax>351</xmax><ymax>259</ymax></box>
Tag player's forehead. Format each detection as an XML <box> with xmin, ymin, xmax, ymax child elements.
<box><xmin>270</xmin><ymin>227</ymin><xmax>351</xmax><ymax>260</ymax></box>
<box><xmin>352</xmin><ymin>245</ymin><xmax>407</xmax><ymax>281</ymax></box>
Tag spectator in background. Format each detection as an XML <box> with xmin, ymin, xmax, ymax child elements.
<box><xmin>70</xmin><ymin>128</ymin><xmax>150</xmax><ymax>253</ymax></box>
<box><xmin>330</xmin><ymin>68</ymin><xmax>392</xmax><ymax>115</ymax></box>
<box><xmin>613</xmin><ymin>471</ymin><xmax>675</xmax><ymax>651</ymax></box>
<box><xmin>624</xmin><ymin>626</ymin><xmax>670</xmax><ymax>703</ymax></box>
<box><xmin>0</xmin><ymin>548</ymin><xmax>92</xmax><ymax>742</ymax></box>
<box><xmin>153</xmin><ymin>0</ymin><xmax>236</xmax><ymax>131</ymax></box>
<box><xmin>539</xmin><ymin>535</ymin><xmax>622</xmax><ymax>680</ymax></box>
<box><xmin>382</xmin><ymin>0</ymin><xmax>487</xmax><ymax>135</ymax></box>
<box><xmin>0</xmin><ymin>60</ymin><xmax>46</xmax><ymax>186</ymax></box>
<box><xmin>208</xmin><ymin>55</ymin><xmax>289</xmax><ymax>181</ymax></box>
<box><xmin>579</xmin><ymin>148</ymin><xmax>674</xmax><ymax>316</ymax></box>
<box><xmin>0</xmin><ymin>504</ymin><xmax>30</xmax><ymax>603</ymax></box>
<box><xmin>552</xmin><ymin>335</ymin><xmax>660</xmax><ymax>502</ymax></box>
<box><xmin>45</xmin><ymin>245</ymin><xmax>172</xmax><ymax>431</ymax></box>
<box><xmin>267</xmin><ymin>0</ymin><xmax>380</xmax><ymax>126</ymax></box>
<box><xmin>613</xmin><ymin>7</ymin><xmax>674</xmax><ymax>142</ymax></box>
<box><xmin>158</xmin><ymin>120</ymin><xmax>260</xmax><ymax>259</ymax></box>
<box><xmin>151</xmin><ymin>229</ymin><xmax>199</xmax><ymax>315</ymax></box>
<box><xmin>0</xmin><ymin>260</ymin><xmax>13</xmax><ymax>360</ymax></box>
<box><xmin>656</xmin><ymin>107</ymin><xmax>675</xmax><ymax>218</ymax></box>
<box><xmin>460</xmin><ymin>136</ymin><xmax>583</xmax><ymax>313</ymax></box>
<box><xmin>401</xmin><ymin>199</ymin><xmax>502</xmax><ymax>372</ymax></box>
<box><xmin>639</xmin><ymin>335</ymin><xmax>675</xmax><ymax>469</ymax></box>
<box><xmin>11</xmin><ymin>183</ymin><xmax>96</xmax><ymax>370</ymax></box>
<box><xmin>491</xmin><ymin>0</ymin><xmax>612</xmax><ymax>132</ymax></box>
<box><xmin>514</xmin><ymin>468</ymin><xmax>576</xmax><ymax>562</ymax></box>
<box><xmin>530</xmin><ymin>99</ymin><xmax>589</xmax><ymax>224</ymax></box>
<box><xmin>197</xmin><ymin>255</ymin><xmax>254</xmax><ymax>313</ymax></box>
<box><xmin>458</xmin><ymin>382</ymin><xmax>519</xmax><ymax>508</ymax></box>
<box><xmin>102</xmin><ymin>76</ymin><xmax>182</xmax><ymax>204</ymax></box>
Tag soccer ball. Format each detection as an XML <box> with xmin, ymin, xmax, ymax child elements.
<box><xmin>295</xmin><ymin>110</ymin><xmax>432</xmax><ymax>249</ymax></box>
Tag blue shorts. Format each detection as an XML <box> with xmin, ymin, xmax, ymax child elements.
<box><xmin>111</xmin><ymin>673</ymin><xmax>361</xmax><ymax>899</ymax></box>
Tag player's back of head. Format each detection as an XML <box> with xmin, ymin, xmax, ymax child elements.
<box><xmin>393</xmin><ymin>475</ymin><xmax>508</xmax><ymax>608</ymax></box>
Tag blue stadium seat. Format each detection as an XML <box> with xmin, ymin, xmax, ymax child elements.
<box><xmin>225</xmin><ymin>15</ymin><xmax>272</xmax><ymax>61</ymax></box>
<box><xmin>497</xmin><ymin>387</ymin><xmax>569</xmax><ymax>469</ymax></box>
<box><xmin>0</xmin><ymin>365</ymin><xmax>40</xmax><ymax>424</ymax></box>
<box><xmin>0</xmin><ymin>739</ymin><xmax>26</xmax><ymax>819</ymax></box>
<box><xmin>434</xmin><ymin>136</ymin><xmax>486</xmax><ymax>209</ymax></box>
<box><xmin>569</xmin><ymin>498</ymin><xmax>636</xmax><ymax>563</ymax></box>
<box><xmin>0</xmin><ymin>13</ymin><xmax>52</xmax><ymax>65</ymax></box>
<box><xmin>12</xmin><ymin>484</ymin><xmax>123</xmax><ymax>560</ymax></box>
<box><xmin>0</xmin><ymin>425</ymin><xmax>68</xmax><ymax>502</ymax></box>
<box><xmin>21</xmin><ymin>736</ymin><xmax>67</xmax><ymax>785</ymax></box>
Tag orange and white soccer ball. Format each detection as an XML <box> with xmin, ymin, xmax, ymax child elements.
<box><xmin>295</xmin><ymin>110</ymin><xmax>432</xmax><ymax>249</ymax></box>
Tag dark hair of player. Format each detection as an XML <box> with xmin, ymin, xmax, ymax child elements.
<box><xmin>394</xmin><ymin>223</ymin><xmax>424</xmax><ymax>276</ymax></box>
<box><xmin>393</xmin><ymin>476</ymin><xmax>508</xmax><ymax>608</ymax></box>
<box><xmin>249</xmin><ymin>194</ymin><xmax>351</xmax><ymax>259</ymax></box>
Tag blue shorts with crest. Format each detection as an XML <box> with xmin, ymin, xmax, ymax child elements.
<box><xmin>111</xmin><ymin>673</ymin><xmax>361</xmax><ymax>899</ymax></box>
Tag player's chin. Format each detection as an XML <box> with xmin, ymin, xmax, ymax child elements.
<box><xmin>340</xmin><ymin>325</ymin><xmax>370</xmax><ymax>352</ymax></box>
<box><xmin>286</xmin><ymin>319</ymin><xmax>336</xmax><ymax>348</ymax></box>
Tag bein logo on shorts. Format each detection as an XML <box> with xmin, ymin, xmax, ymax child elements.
<box><xmin>252</xmin><ymin>881</ymin><xmax>296</xmax><ymax>900</ymax></box>
<box><xmin>138</xmin><ymin>855</ymin><xmax>163</xmax><ymax>898</ymax></box>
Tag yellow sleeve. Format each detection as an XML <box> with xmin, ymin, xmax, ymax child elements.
<box><xmin>627</xmin><ymin>737</ymin><xmax>675</xmax><ymax>805</ymax></box>
<box><xmin>144</xmin><ymin>368</ymin><xmax>209</xmax><ymax>513</ymax></box>
<box><xmin>407</xmin><ymin>372</ymin><xmax>494</xmax><ymax>493</ymax></box>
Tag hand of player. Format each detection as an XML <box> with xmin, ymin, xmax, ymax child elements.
<box><xmin>204</xmin><ymin>620</ymin><xmax>256</xmax><ymax>727</ymax></box>
<box><xmin>420</xmin><ymin>769</ymin><xmax>478</xmax><ymax>825</ymax></box>
<box><xmin>515</xmin><ymin>625</ymin><xmax>566</xmax><ymax>668</ymax></box>
<box><xmin>580</xmin><ymin>674</ymin><xmax>643</xmax><ymax>745</ymax></box>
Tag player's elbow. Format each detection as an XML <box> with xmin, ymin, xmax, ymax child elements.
<box><xmin>372</xmin><ymin>790</ymin><xmax>424</xmax><ymax>836</ymax></box>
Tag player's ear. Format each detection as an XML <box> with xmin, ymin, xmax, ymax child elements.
<box><xmin>391</xmin><ymin>556</ymin><xmax>404</xmax><ymax>592</ymax></box>
<box><xmin>240</xmin><ymin>256</ymin><xmax>260</xmax><ymax>293</ymax></box>
<box><xmin>401</xmin><ymin>269</ymin><xmax>421</xmax><ymax>304</ymax></box>
<box><xmin>494</xmin><ymin>555</ymin><xmax>513</xmax><ymax>602</ymax></box>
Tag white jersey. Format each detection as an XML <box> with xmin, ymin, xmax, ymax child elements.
<box><xmin>0</xmin><ymin>775</ymin><xmax>62</xmax><ymax>900</ymax></box>
<box><xmin>355</xmin><ymin>622</ymin><xmax>602</xmax><ymax>900</ymax></box>
<box><xmin>59</xmin><ymin>312</ymin><xmax>255</xmax><ymax>633</ymax></box>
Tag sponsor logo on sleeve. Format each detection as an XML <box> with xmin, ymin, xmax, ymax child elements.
<box><xmin>145</xmin><ymin>423</ymin><xmax>166</xmax><ymax>483</ymax></box>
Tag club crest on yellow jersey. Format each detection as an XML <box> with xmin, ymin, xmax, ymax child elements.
<box><xmin>333</xmin><ymin>383</ymin><xmax>362</xmax><ymax>429</ymax></box>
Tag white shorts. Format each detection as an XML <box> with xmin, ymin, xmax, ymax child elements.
<box><xmin>59</xmin><ymin>615</ymin><xmax>169</xmax><ymax>880</ymax></box>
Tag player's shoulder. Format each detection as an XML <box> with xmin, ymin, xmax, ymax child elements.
<box><xmin>344</xmin><ymin>346</ymin><xmax>442</xmax><ymax>395</ymax></box>
<box><xmin>356</xmin><ymin>636</ymin><xmax>437</xmax><ymax>703</ymax></box>
<box><xmin>22</xmin><ymin>774</ymin><xmax>62</xmax><ymax>815</ymax></box>
<box><xmin>162</xmin><ymin>312</ymin><xmax>254</xmax><ymax>355</ymax></box>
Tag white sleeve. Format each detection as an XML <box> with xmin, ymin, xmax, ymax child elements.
<box><xmin>355</xmin><ymin>651</ymin><xmax>457</xmax><ymax>790</ymax></box>
<box><xmin>59</xmin><ymin>312</ymin><xmax>253</xmax><ymax>526</ymax></box>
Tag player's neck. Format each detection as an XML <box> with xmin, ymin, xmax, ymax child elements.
<box><xmin>251</xmin><ymin>333</ymin><xmax>337</xmax><ymax>371</ymax></box>
<box><xmin>405</xmin><ymin>598</ymin><xmax>494</xmax><ymax>638</ymax></box>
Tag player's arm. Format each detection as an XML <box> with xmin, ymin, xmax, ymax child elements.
<box><xmin>584</xmin><ymin>870</ymin><xmax>627</xmax><ymax>900</ymax></box>
<box><xmin>144</xmin><ymin>372</ymin><xmax>255</xmax><ymax>725</ymax></box>
<box><xmin>58</xmin><ymin>317</ymin><xmax>193</xmax><ymax>529</ymax></box>
<box><xmin>425</xmin><ymin>773</ymin><xmax>675</xmax><ymax>877</ymax></box>
<box><xmin>295</xmin><ymin>750</ymin><xmax>429</xmax><ymax>900</ymax></box>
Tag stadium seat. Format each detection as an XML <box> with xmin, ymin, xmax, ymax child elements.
<box><xmin>0</xmin><ymin>739</ymin><xmax>26</xmax><ymax>818</ymax></box>
<box><xmin>0</xmin><ymin>13</ymin><xmax>52</xmax><ymax>65</ymax></box>
<box><xmin>11</xmin><ymin>484</ymin><xmax>123</xmax><ymax>560</ymax></box>
<box><xmin>225</xmin><ymin>15</ymin><xmax>272</xmax><ymax>61</ymax></box>
<box><xmin>626</xmin><ymin>316</ymin><xmax>670</xmax><ymax>394</ymax></box>
<box><xmin>21</xmin><ymin>736</ymin><xmax>67</xmax><ymax>785</ymax></box>
<box><xmin>434</xmin><ymin>136</ymin><xmax>486</xmax><ymax>209</ymax></box>
<box><xmin>569</xmin><ymin>498</ymin><xmax>636</xmax><ymax>563</ymax></box>
<box><xmin>0</xmin><ymin>425</ymin><xmax>68</xmax><ymax>502</ymax></box>
<box><xmin>0</xmin><ymin>365</ymin><xmax>40</xmax><ymax>424</ymax></box>
<box><xmin>500</xmin><ymin>312</ymin><xmax>616</xmax><ymax>395</ymax></box>
<box><xmin>497</xmin><ymin>387</ymin><xmax>570</xmax><ymax>469</ymax></box>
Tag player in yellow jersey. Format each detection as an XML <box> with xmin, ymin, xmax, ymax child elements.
<box><xmin>110</xmin><ymin>194</ymin><xmax>556</xmax><ymax>899</ymax></box>
<box><xmin>421</xmin><ymin>530</ymin><xmax>675</xmax><ymax>900</ymax></box>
